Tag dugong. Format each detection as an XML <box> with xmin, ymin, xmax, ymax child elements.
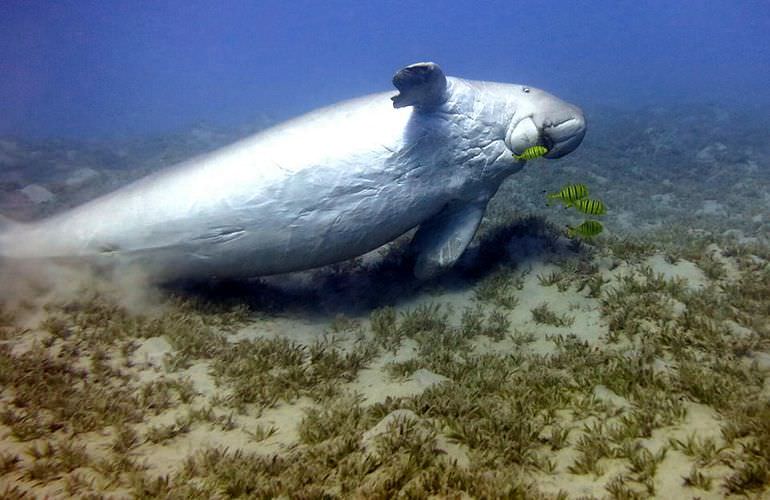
<box><xmin>0</xmin><ymin>62</ymin><xmax>586</xmax><ymax>281</ymax></box>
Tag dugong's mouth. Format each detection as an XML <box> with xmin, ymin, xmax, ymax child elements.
<box><xmin>506</xmin><ymin>111</ymin><xmax>587</xmax><ymax>160</ymax></box>
<box><xmin>541</xmin><ymin>116</ymin><xmax>586</xmax><ymax>158</ymax></box>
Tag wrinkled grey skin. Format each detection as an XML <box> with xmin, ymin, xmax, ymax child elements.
<box><xmin>0</xmin><ymin>63</ymin><xmax>586</xmax><ymax>281</ymax></box>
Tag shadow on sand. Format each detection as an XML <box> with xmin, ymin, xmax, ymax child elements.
<box><xmin>168</xmin><ymin>214</ymin><xmax>591</xmax><ymax>317</ymax></box>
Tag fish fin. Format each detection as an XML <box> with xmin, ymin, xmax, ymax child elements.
<box><xmin>391</xmin><ymin>62</ymin><xmax>448</xmax><ymax>110</ymax></box>
<box><xmin>410</xmin><ymin>199</ymin><xmax>486</xmax><ymax>279</ymax></box>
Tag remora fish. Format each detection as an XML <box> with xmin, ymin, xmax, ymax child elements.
<box><xmin>0</xmin><ymin>62</ymin><xmax>586</xmax><ymax>280</ymax></box>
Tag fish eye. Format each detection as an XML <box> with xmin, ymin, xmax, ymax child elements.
<box><xmin>522</xmin><ymin>87</ymin><xmax>530</xmax><ymax>93</ymax></box>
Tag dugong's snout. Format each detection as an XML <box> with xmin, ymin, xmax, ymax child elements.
<box><xmin>505</xmin><ymin>89</ymin><xmax>587</xmax><ymax>160</ymax></box>
<box><xmin>542</xmin><ymin>109</ymin><xmax>586</xmax><ymax>159</ymax></box>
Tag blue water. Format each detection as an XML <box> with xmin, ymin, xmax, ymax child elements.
<box><xmin>1</xmin><ymin>0</ymin><xmax>768</xmax><ymax>138</ymax></box>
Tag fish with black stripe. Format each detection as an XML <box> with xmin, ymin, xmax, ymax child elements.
<box><xmin>572</xmin><ymin>198</ymin><xmax>606</xmax><ymax>216</ymax></box>
<box><xmin>567</xmin><ymin>220</ymin><xmax>603</xmax><ymax>239</ymax></box>
<box><xmin>546</xmin><ymin>183</ymin><xmax>589</xmax><ymax>207</ymax></box>
<box><xmin>513</xmin><ymin>145</ymin><xmax>549</xmax><ymax>161</ymax></box>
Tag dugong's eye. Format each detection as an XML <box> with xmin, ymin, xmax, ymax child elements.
<box><xmin>522</xmin><ymin>87</ymin><xmax>530</xmax><ymax>93</ymax></box>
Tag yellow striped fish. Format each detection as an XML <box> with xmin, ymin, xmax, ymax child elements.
<box><xmin>567</xmin><ymin>220</ymin><xmax>603</xmax><ymax>239</ymax></box>
<box><xmin>572</xmin><ymin>198</ymin><xmax>606</xmax><ymax>216</ymax></box>
<box><xmin>513</xmin><ymin>145</ymin><xmax>549</xmax><ymax>161</ymax></box>
<box><xmin>547</xmin><ymin>183</ymin><xmax>589</xmax><ymax>206</ymax></box>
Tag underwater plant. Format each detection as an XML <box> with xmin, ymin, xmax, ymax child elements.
<box><xmin>473</xmin><ymin>266</ymin><xmax>523</xmax><ymax>309</ymax></box>
<box><xmin>530</xmin><ymin>302</ymin><xmax>575</xmax><ymax>327</ymax></box>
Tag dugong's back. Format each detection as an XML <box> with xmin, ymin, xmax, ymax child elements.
<box><xmin>0</xmin><ymin>92</ymin><xmax>429</xmax><ymax>278</ymax></box>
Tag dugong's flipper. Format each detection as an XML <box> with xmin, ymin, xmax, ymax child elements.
<box><xmin>410</xmin><ymin>201</ymin><xmax>486</xmax><ymax>279</ymax></box>
<box><xmin>391</xmin><ymin>62</ymin><xmax>448</xmax><ymax>110</ymax></box>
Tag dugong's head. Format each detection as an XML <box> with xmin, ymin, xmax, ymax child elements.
<box><xmin>505</xmin><ymin>85</ymin><xmax>586</xmax><ymax>159</ymax></box>
<box><xmin>390</xmin><ymin>62</ymin><xmax>586</xmax><ymax>160</ymax></box>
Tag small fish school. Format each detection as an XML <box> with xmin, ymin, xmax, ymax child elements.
<box><xmin>546</xmin><ymin>183</ymin><xmax>607</xmax><ymax>239</ymax></box>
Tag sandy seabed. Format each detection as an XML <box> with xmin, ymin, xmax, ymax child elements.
<box><xmin>0</xmin><ymin>230</ymin><xmax>768</xmax><ymax>499</ymax></box>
